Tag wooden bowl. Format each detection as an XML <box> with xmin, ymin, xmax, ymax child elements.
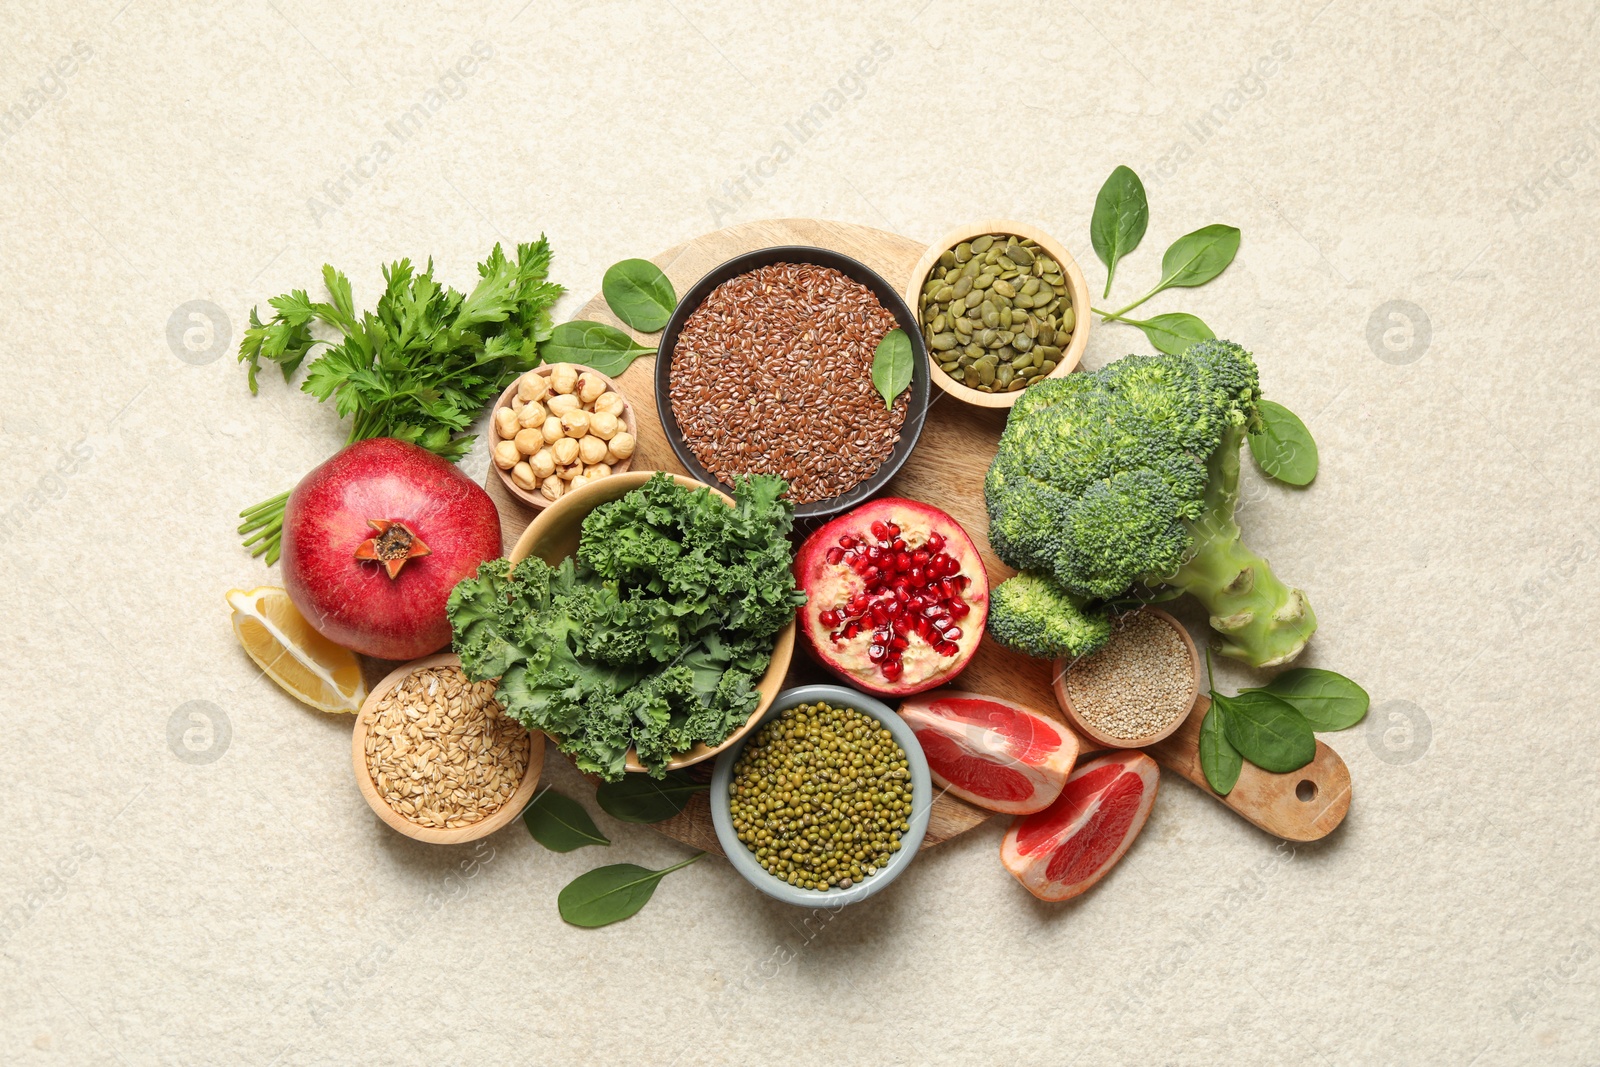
<box><xmin>489</xmin><ymin>363</ymin><xmax>638</xmax><ymax>509</ymax></box>
<box><xmin>905</xmin><ymin>220</ymin><xmax>1091</xmax><ymax>409</ymax></box>
<box><xmin>1051</xmin><ymin>608</ymin><xmax>1200</xmax><ymax>749</ymax></box>
<box><xmin>351</xmin><ymin>653</ymin><xmax>545</xmax><ymax>844</ymax></box>
<box><xmin>509</xmin><ymin>470</ymin><xmax>797</xmax><ymax>773</ymax></box>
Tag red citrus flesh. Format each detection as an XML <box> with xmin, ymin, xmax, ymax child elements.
<box><xmin>794</xmin><ymin>498</ymin><xmax>989</xmax><ymax>696</ymax></box>
<box><xmin>1000</xmin><ymin>750</ymin><xmax>1159</xmax><ymax>901</ymax></box>
<box><xmin>898</xmin><ymin>691</ymin><xmax>1077</xmax><ymax>814</ymax></box>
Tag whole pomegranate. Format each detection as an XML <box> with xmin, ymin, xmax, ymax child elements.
<box><xmin>794</xmin><ymin>498</ymin><xmax>989</xmax><ymax>696</ymax></box>
<box><xmin>281</xmin><ymin>437</ymin><xmax>502</xmax><ymax>661</ymax></box>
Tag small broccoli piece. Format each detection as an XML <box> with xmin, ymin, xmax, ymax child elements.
<box><xmin>987</xmin><ymin>573</ymin><xmax>1114</xmax><ymax>660</ymax></box>
<box><xmin>984</xmin><ymin>340</ymin><xmax>1316</xmax><ymax>667</ymax></box>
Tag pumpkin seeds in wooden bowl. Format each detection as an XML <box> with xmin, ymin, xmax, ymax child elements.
<box><xmin>905</xmin><ymin>220</ymin><xmax>1090</xmax><ymax>409</ymax></box>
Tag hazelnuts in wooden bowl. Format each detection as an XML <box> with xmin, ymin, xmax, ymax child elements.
<box><xmin>489</xmin><ymin>363</ymin><xmax>638</xmax><ymax>509</ymax></box>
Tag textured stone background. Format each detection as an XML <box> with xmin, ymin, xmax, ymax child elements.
<box><xmin>2</xmin><ymin>2</ymin><xmax>1596</xmax><ymax>1064</ymax></box>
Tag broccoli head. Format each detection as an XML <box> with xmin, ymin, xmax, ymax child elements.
<box><xmin>987</xmin><ymin>573</ymin><xmax>1114</xmax><ymax>661</ymax></box>
<box><xmin>984</xmin><ymin>340</ymin><xmax>1316</xmax><ymax>667</ymax></box>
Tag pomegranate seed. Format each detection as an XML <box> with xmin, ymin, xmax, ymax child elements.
<box><xmin>909</xmin><ymin>567</ymin><xmax>925</xmax><ymax>584</ymax></box>
<box><xmin>924</xmin><ymin>603</ymin><xmax>946</xmax><ymax>618</ymax></box>
<box><xmin>936</xmin><ymin>641</ymin><xmax>960</xmax><ymax>657</ymax></box>
<box><xmin>866</xmin><ymin>545</ymin><xmax>883</xmax><ymax>562</ymax></box>
<box><xmin>945</xmin><ymin>626</ymin><xmax>964</xmax><ymax>641</ymax></box>
<box><xmin>867</xmin><ymin>643</ymin><xmax>886</xmax><ymax>662</ymax></box>
<box><xmin>954</xmin><ymin>575</ymin><xmax>971</xmax><ymax>592</ymax></box>
<box><xmin>870</xmin><ymin>520</ymin><xmax>889</xmax><ymax>541</ymax></box>
<box><xmin>864</xmin><ymin>566</ymin><xmax>882</xmax><ymax>584</ymax></box>
<box><xmin>891</xmin><ymin>537</ymin><xmax>907</xmax><ymax>552</ymax></box>
<box><xmin>882</xmin><ymin>656</ymin><xmax>903</xmax><ymax>681</ymax></box>
<box><xmin>926</xmin><ymin>532</ymin><xmax>945</xmax><ymax>551</ymax></box>
<box><xmin>870</xmin><ymin>604</ymin><xmax>889</xmax><ymax>626</ymax></box>
<box><xmin>840</xmin><ymin>535</ymin><xmax>858</xmax><ymax>549</ymax></box>
<box><xmin>890</xmin><ymin>635</ymin><xmax>909</xmax><ymax>650</ymax></box>
<box><xmin>820</xmin><ymin>609</ymin><xmax>841</xmax><ymax>627</ymax></box>
<box><xmin>912</xmin><ymin>548</ymin><xmax>929</xmax><ymax>566</ymax></box>
<box><xmin>886</xmin><ymin>522</ymin><xmax>900</xmax><ymax>538</ymax></box>
<box><xmin>948</xmin><ymin>599</ymin><xmax>970</xmax><ymax>620</ymax></box>
<box><xmin>893</xmin><ymin>550</ymin><xmax>911</xmax><ymax>571</ymax></box>
<box><xmin>843</xmin><ymin>621</ymin><xmax>861</xmax><ymax>638</ymax></box>
<box><xmin>825</xmin><ymin>546</ymin><xmax>844</xmax><ymax>565</ymax></box>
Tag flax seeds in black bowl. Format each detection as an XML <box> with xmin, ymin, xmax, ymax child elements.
<box><xmin>656</xmin><ymin>247</ymin><xmax>930</xmax><ymax>519</ymax></box>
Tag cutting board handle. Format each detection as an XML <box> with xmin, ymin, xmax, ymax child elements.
<box><xmin>1145</xmin><ymin>695</ymin><xmax>1350</xmax><ymax>842</ymax></box>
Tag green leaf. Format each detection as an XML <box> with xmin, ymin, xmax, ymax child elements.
<box><xmin>601</xmin><ymin>259</ymin><xmax>676</xmax><ymax>333</ymax></box>
<box><xmin>1199</xmin><ymin>703</ymin><xmax>1242</xmax><ymax>795</ymax></box>
<box><xmin>1218</xmin><ymin>691</ymin><xmax>1316</xmax><ymax>773</ymax></box>
<box><xmin>1243</xmin><ymin>668</ymin><xmax>1369</xmax><ymax>731</ymax></box>
<box><xmin>557</xmin><ymin>854</ymin><xmax>703</xmax><ymax>928</ymax></box>
<box><xmin>595</xmin><ymin>770</ymin><xmax>707</xmax><ymax>824</ymax></box>
<box><xmin>1158</xmin><ymin>224</ymin><xmax>1241</xmax><ymax>290</ymax></box>
<box><xmin>1130</xmin><ymin>312</ymin><xmax>1214</xmax><ymax>355</ymax></box>
<box><xmin>543</xmin><ymin>320</ymin><xmax>656</xmax><ymax>377</ymax></box>
<box><xmin>522</xmin><ymin>789</ymin><xmax>610</xmax><ymax>852</ymax></box>
<box><xmin>871</xmin><ymin>328</ymin><xmax>913</xmax><ymax>410</ymax></box>
<box><xmin>1090</xmin><ymin>165</ymin><xmax>1149</xmax><ymax>298</ymax></box>
<box><xmin>1249</xmin><ymin>400</ymin><xmax>1319</xmax><ymax>486</ymax></box>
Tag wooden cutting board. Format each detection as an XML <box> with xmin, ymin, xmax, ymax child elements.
<box><xmin>481</xmin><ymin>217</ymin><xmax>1350</xmax><ymax>851</ymax></box>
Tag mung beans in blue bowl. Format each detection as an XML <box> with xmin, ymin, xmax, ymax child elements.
<box><xmin>710</xmin><ymin>684</ymin><xmax>931</xmax><ymax>908</ymax></box>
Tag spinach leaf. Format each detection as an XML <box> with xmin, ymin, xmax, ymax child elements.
<box><xmin>543</xmin><ymin>320</ymin><xmax>656</xmax><ymax>377</ymax></box>
<box><xmin>1129</xmin><ymin>312</ymin><xmax>1214</xmax><ymax>355</ymax></box>
<box><xmin>1218</xmin><ymin>691</ymin><xmax>1316</xmax><ymax>773</ymax></box>
<box><xmin>602</xmin><ymin>259</ymin><xmax>676</xmax><ymax>333</ymax></box>
<box><xmin>1159</xmin><ymin>224</ymin><xmax>1241</xmax><ymax>290</ymax></box>
<box><xmin>1091</xmin><ymin>165</ymin><xmax>1149</xmax><ymax>298</ymax></box>
<box><xmin>1243</xmin><ymin>668</ymin><xmax>1368</xmax><ymax>731</ymax></box>
<box><xmin>1249</xmin><ymin>400</ymin><xmax>1318</xmax><ymax>486</ymax></box>
<box><xmin>871</xmin><ymin>328</ymin><xmax>913</xmax><ymax>409</ymax></box>
<box><xmin>1198</xmin><ymin>703</ymin><xmax>1242</xmax><ymax>795</ymax></box>
<box><xmin>522</xmin><ymin>789</ymin><xmax>610</xmax><ymax>852</ymax></box>
<box><xmin>595</xmin><ymin>770</ymin><xmax>707</xmax><ymax>823</ymax></box>
<box><xmin>557</xmin><ymin>854</ymin><xmax>703</xmax><ymax>928</ymax></box>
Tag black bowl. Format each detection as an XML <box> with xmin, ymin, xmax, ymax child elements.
<box><xmin>653</xmin><ymin>246</ymin><xmax>931</xmax><ymax>520</ymax></box>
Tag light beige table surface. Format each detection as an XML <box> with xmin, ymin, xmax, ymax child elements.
<box><xmin>2</xmin><ymin>3</ymin><xmax>1596</xmax><ymax>1065</ymax></box>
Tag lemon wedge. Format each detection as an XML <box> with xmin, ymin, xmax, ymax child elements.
<box><xmin>227</xmin><ymin>586</ymin><xmax>367</xmax><ymax>714</ymax></box>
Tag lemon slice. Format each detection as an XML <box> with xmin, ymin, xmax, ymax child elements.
<box><xmin>227</xmin><ymin>586</ymin><xmax>367</xmax><ymax>714</ymax></box>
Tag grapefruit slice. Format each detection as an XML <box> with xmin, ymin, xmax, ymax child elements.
<box><xmin>1000</xmin><ymin>750</ymin><xmax>1159</xmax><ymax>901</ymax></box>
<box><xmin>898</xmin><ymin>691</ymin><xmax>1077</xmax><ymax>814</ymax></box>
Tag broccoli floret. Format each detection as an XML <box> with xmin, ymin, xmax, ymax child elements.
<box><xmin>987</xmin><ymin>573</ymin><xmax>1114</xmax><ymax>660</ymax></box>
<box><xmin>984</xmin><ymin>340</ymin><xmax>1316</xmax><ymax>667</ymax></box>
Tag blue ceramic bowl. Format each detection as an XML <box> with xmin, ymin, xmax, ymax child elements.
<box><xmin>710</xmin><ymin>684</ymin><xmax>932</xmax><ymax>908</ymax></box>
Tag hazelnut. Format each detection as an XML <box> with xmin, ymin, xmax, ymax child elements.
<box><xmin>550</xmin><ymin>366</ymin><xmax>578</xmax><ymax>395</ymax></box>
<box><xmin>588</xmin><ymin>411</ymin><xmax>620</xmax><ymax>441</ymax></box>
<box><xmin>587</xmin><ymin>462</ymin><xmax>612</xmax><ymax>480</ymax></box>
<box><xmin>592</xmin><ymin>392</ymin><xmax>625</xmax><ymax>417</ymax></box>
<box><xmin>561</xmin><ymin>410</ymin><xmax>590</xmax><ymax>438</ymax></box>
<box><xmin>530</xmin><ymin>448</ymin><xmax>556</xmax><ymax>480</ymax></box>
<box><xmin>511</xmin><ymin>462</ymin><xmax>537</xmax><ymax>491</ymax></box>
<box><xmin>558</xmin><ymin>461</ymin><xmax>584</xmax><ymax>482</ymax></box>
<box><xmin>578</xmin><ymin>435</ymin><xmax>608</xmax><ymax>465</ymax></box>
<box><xmin>493</xmin><ymin>407</ymin><xmax>519</xmax><ymax>440</ymax></box>
<box><xmin>576</xmin><ymin>372</ymin><xmax>607</xmax><ymax>405</ymax></box>
<box><xmin>492</xmin><ymin>440</ymin><xmax>520</xmax><ymax>470</ymax></box>
<box><xmin>541</xmin><ymin>416</ymin><xmax>564</xmax><ymax>445</ymax></box>
<box><xmin>513</xmin><ymin>428</ymin><xmax>543</xmax><ymax>456</ymax></box>
<box><xmin>540</xmin><ymin>474</ymin><xmax>564</xmax><ymax>501</ymax></box>
<box><xmin>518</xmin><ymin>372</ymin><xmax>550</xmax><ymax>403</ymax></box>
<box><xmin>551</xmin><ymin>437</ymin><xmax>580</xmax><ymax>465</ymax></box>
<box><xmin>546</xmin><ymin>393</ymin><xmax>581</xmax><ymax>417</ymax></box>
<box><xmin>607</xmin><ymin>431</ymin><xmax>636</xmax><ymax>460</ymax></box>
<box><xmin>516</xmin><ymin>400</ymin><xmax>546</xmax><ymax>428</ymax></box>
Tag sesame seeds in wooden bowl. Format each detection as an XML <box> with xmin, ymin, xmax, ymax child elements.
<box><xmin>351</xmin><ymin>653</ymin><xmax>544</xmax><ymax>844</ymax></box>
<box><xmin>1051</xmin><ymin>608</ymin><xmax>1200</xmax><ymax>749</ymax></box>
<box><xmin>906</xmin><ymin>220</ymin><xmax>1090</xmax><ymax>409</ymax></box>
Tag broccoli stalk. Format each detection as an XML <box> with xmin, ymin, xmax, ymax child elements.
<box><xmin>1167</xmin><ymin>422</ymin><xmax>1316</xmax><ymax>667</ymax></box>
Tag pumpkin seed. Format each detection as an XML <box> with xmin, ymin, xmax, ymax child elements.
<box><xmin>917</xmin><ymin>232</ymin><xmax>1075</xmax><ymax>398</ymax></box>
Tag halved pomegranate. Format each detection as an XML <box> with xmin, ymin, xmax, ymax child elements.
<box><xmin>794</xmin><ymin>498</ymin><xmax>989</xmax><ymax>696</ymax></box>
<box><xmin>1000</xmin><ymin>750</ymin><xmax>1159</xmax><ymax>902</ymax></box>
<box><xmin>899</xmin><ymin>691</ymin><xmax>1077</xmax><ymax>814</ymax></box>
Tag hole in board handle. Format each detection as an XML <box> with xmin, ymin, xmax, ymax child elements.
<box><xmin>1295</xmin><ymin>779</ymin><xmax>1317</xmax><ymax>802</ymax></box>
